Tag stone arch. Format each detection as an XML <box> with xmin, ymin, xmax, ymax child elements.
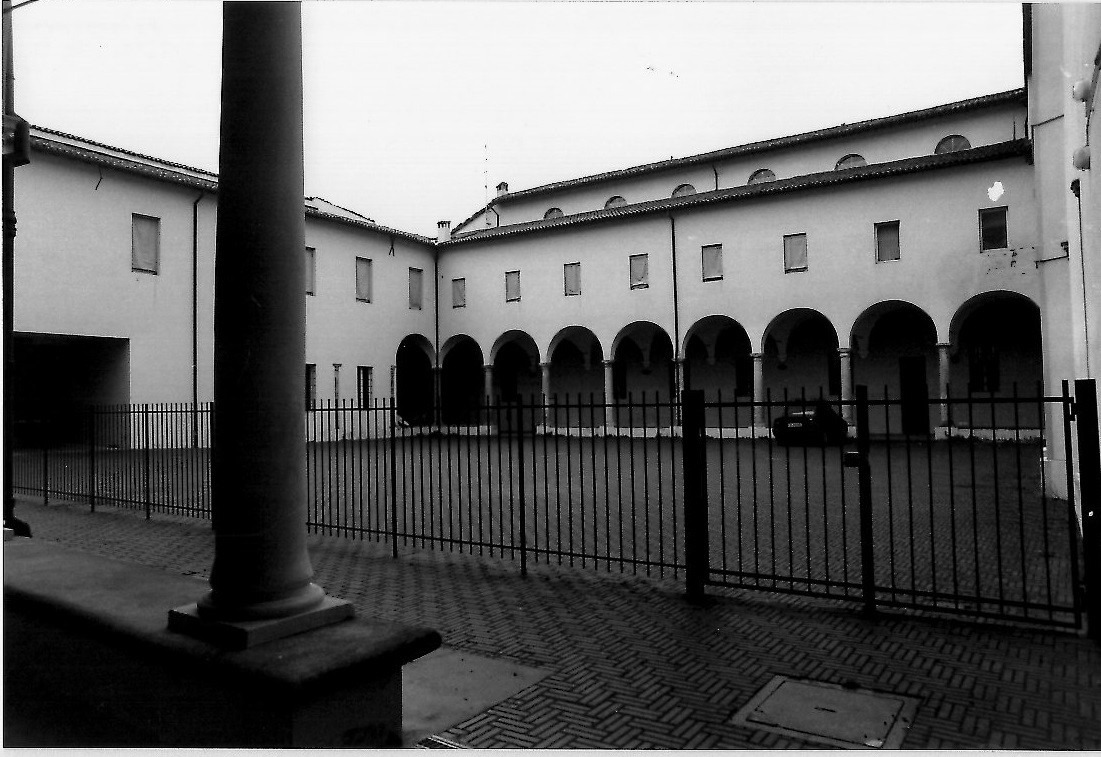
<box><xmin>440</xmin><ymin>334</ymin><xmax>485</xmax><ymax>424</ymax></box>
<box><xmin>610</xmin><ymin>321</ymin><xmax>676</xmax><ymax>423</ymax></box>
<box><xmin>948</xmin><ymin>291</ymin><xmax>1043</xmax><ymax>428</ymax></box>
<box><xmin>395</xmin><ymin>333</ymin><xmax>435</xmax><ymax>425</ymax></box>
<box><xmin>546</xmin><ymin>326</ymin><xmax>605</xmax><ymax>402</ymax></box>
<box><xmin>760</xmin><ymin>309</ymin><xmax>841</xmax><ymax>402</ymax></box>
<box><xmin>681</xmin><ymin>315</ymin><xmax>753</xmax><ymax>399</ymax></box>
<box><xmin>489</xmin><ymin>330</ymin><xmax>541</xmax><ymax>402</ymax></box>
<box><xmin>850</xmin><ymin>301</ymin><xmax>938</xmax><ymax>434</ymax></box>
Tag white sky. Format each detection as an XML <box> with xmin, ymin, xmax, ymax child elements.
<box><xmin>11</xmin><ymin>1</ymin><xmax>1024</xmax><ymax>237</ymax></box>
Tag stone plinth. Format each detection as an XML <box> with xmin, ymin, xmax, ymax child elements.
<box><xmin>3</xmin><ymin>539</ymin><xmax>440</xmax><ymax>748</ymax></box>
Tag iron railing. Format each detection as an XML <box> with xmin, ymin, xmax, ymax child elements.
<box><xmin>10</xmin><ymin>384</ymin><xmax>1096</xmax><ymax>631</ymax></box>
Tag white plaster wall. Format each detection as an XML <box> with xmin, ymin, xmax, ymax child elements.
<box><xmin>672</xmin><ymin>158</ymin><xmax>1040</xmax><ymax>352</ymax></box>
<box><xmin>14</xmin><ymin>153</ymin><xmax>213</xmax><ymax>404</ymax></box>
<box><xmin>440</xmin><ymin>215</ymin><xmax>675</xmax><ymax>365</ymax></box>
<box><xmin>304</xmin><ymin>220</ymin><xmax>436</xmax><ymax>405</ymax></box>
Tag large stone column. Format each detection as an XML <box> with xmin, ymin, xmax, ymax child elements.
<box><xmin>937</xmin><ymin>342</ymin><xmax>951</xmax><ymax>427</ymax></box>
<box><xmin>603</xmin><ymin>359</ymin><xmax>616</xmax><ymax>428</ymax></box>
<box><xmin>838</xmin><ymin>347</ymin><xmax>853</xmax><ymax>423</ymax></box>
<box><xmin>752</xmin><ymin>352</ymin><xmax>766</xmax><ymax>428</ymax></box>
<box><xmin>174</xmin><ymin>3</ymin><xmax>348</xmax><ymax>634</ymax></box>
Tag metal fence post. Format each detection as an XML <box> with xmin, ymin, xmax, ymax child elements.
<box><xmin>143</xmin><ymin>403</ymin><xmax>151</xmax><ymax>519</ymax></box>
<box><xmin>854</xmin><ymin>384</ymin><xmax>877</xmax><ymax>617</ymax></box>
<box><xmin>42</xmin><ymin>419</ymin><xmax>48</xmax><ymax>505</ymax></box>
<box><xmin>682</xmin><ymin>389</ymin><xmax>708</xmax><ymax>602</ymax></box>
<box><xmin>88</xmin><ymin>408</ymin><xmax>96</xmax><ymax>512</ymax></box>
<box><xmin>1073</xmin><ymin>379</ymin><xmax>1101</xmax><ymax>640</ymax></box>
<box><xmin>516</xmin><ymin>395</ymin><xmax>528</xmax><ymax>577</ymax></box>
<box><xmin>389</xmin><ymin>399</ymin><xmax>399</xmax><ymax>558</ymax></box>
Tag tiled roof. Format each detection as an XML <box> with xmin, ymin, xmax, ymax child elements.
<box><xmin>444</xmin><ymin>139</ymin><xmax>1031</xmax><ymax>246</ymax></box>
<box><xmin>29</xmin><ymin>127</ymin><xmax>433</xmax><ymax>245</ymax></box>
<box><xmin>490</xmin><ymin>89</ymin><xmax>1027</xmax><ymax>204</ymax></box>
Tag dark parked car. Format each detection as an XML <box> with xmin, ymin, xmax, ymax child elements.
<box><xmin>771</xmin><ymin>401</ymin><xmax>849</xmax><ymax>445</ymax></box>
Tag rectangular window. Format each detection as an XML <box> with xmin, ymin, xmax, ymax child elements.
<box><xmin>305</xmin><ymin>247</ymin><xmax>316</xmax><ymax>295</ymax></box>
<box><xmin>784</xmin><ymin>233</ymin><xmax>808</xmax><ymax>272</ymax></box>
<box><xmin>305</xmin><ymin>364</ymin><xmax>317</xmax><ymax>409</ymax></box>
<box><xmin>132</xmin><ymin>214</ymin><xmax>160</xmax><ymax>273</ymax></box>
<box><xmin>701</xmin><ymin>244</ymin><xmax>723</xmax><ymax>281</ymax></box>
<box><xmin>875</xmin><ymin>221</ymin><xmax>901</xmax><ymax>262</ymax></box>
<box><xmin>564</xmin><ymin>262</ymin><xmax>581</xmax><ymax>296</ymax></box>
<box><xmin>629</xmin><ymin>253</ymin><xmax>649</xmax><ymax>289</ymax></box>
<box><xmin>355</xmin><ymin>257</ymin><xmax>372</xmax><ymax>302</ymax></box>
<box><xmin>979</xmin><ymin>207</ymin><xmax>1008</xmax><ymax>251</ymax></box>
<box><xmin>357</xmin><ymin>366</ymin><xmax>373</xmax><ymax>406</ymax></box>
<box><xmin>408</xmin><ymin>267</ymin><xmax>423</xmax><ymax>310</ymax></box>
<box><xmin>452</xmin><ymin>278</ymin><xmax>466</xmax><ymax>308</ymax></box>
<box><xmin>505</xmin><ymin>270</ymin><xmax>521</xmax><ymax>302</ymax></box>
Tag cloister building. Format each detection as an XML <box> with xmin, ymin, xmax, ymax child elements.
<box><xmin>10</xmin><ymin>4</ymin><xmax>1101</xmax><ymax>493</ymax></box>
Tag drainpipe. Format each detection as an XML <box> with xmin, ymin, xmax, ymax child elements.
<box><xmin>1072</xmin><ymin>179</ymin><xmax>1092</xmax><ymax>377</ymax></box>
<box><xmin>669</xmin><ymin>214</ymin><xmax>682</xmax><ymax>417</ymax></box>
<box><xmin>711</xmin><ymin>164</ymin><xmax>719</xmax><ymax>191</ymax></box>
<box><xmin>192</xmin><ymin>191</ymin><xmax>204</xmax><ymax>447</ymax></box>
<box><xmin>434</xmin><ymin>221</ymin><xmax>449</xmax><ymax>425</ymax></box>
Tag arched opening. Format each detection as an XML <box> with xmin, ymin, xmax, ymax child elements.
<box><xmin>440</xmin><ymin>335</ymin><xmax>484</xmax><ymax>425</ymax></box>
<box><xmin>490</xmin><ymin>331</ymin><xmax>541</xmax><ymax>403</ymax></box>
<box><xmin>395</xmin><ymin>334</ymin><xmax>435</xmax><ymax>426</ymax></box>
<box><xmin>682</xmin><ymin>316</ymin><xmax>753</xmax><ymax>427</ymax></box>
<box><xmin>851</xmin><ymin>302</ymin><xmax>938</xmax><ymax>434</ymax></box>
<box><xmin>611</xmin><ymin>322</ymin><xmax>675</xmax><ymax>427</ymax></box>
<box><xmin>546</xmin><ymin>326</ymin><xmax>605</xmax><ymax>427</ymax></box>
<box><xmin>762</xmin><ymin>310</ymin><xmax>840</xmax><ymax>419</ymax></box>
<box><xmin>949</xmin><ymin>292</ymin><xmax>1043</xmax><ymax>429</ymax></box>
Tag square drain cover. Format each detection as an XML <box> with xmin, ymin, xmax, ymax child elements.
<box><xmin>731</xmin><ymin>676</ymin><xmax>918</xmax><ymax>749</ymax></box>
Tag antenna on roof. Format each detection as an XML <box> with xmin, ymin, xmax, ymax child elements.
<box><xmin>484</xmin><ymin>142</ymin><xmax>490</xmax><ymax>228</ymax></box>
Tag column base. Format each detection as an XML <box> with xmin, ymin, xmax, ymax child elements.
<box><xmin>169</xmin><ymin>595</ymin><xmax>354</xmax><ymax>650</ymax></box>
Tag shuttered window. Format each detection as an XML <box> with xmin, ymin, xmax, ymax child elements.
<box><xmin>355</xmin><ymin>257</ymin><xmax>372</xmax><ymax>301</ymax></box>
<box><xmin>564</xmin><ymin>262</ymin><xmax>581</xmax><ymax>296</ymax></box>
<box><xmin>408</xmin><ymin>267</ymin><xmax>423</xmax><ymax>309</ymax></box>
<box><xmin>784</xmin><ymin>233</ymin><xmax>808</xmax><ymax>272</ymax></box>
<box><xmin>702</xmin><ymin>244</ymin><xmax>723</xmax><ymax>281</ymax></box>
<box><xmin>629</xmin><ymin>254</ymin><xmax>649</xmax><ymax>289</ymax></box>
<box><xmin>132</xmin><ymin>214</ymin><xmax>160</xmax><ymax>273</ymax></box>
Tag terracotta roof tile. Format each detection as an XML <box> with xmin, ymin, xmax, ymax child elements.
<box><xmin>443</xmin><ymin>139</ymin><xmax>1031</xmax><ymax>247</ymax></box>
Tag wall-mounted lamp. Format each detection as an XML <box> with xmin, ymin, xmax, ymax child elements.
<box><xmin>1072</xmin><ymin>78</ymin><xmax>1094</xmax><ymax>102</ymax></box>
<box><xmin>1073</xmin><ymin>145</ymin><xmax>1091</xmax><ymax>170</ymax></box>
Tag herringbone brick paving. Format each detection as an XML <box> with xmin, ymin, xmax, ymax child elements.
<box><xmin>11</xmin><ymin>496</ymin><xmax>1101</xmax><ymax>750</ymax></box>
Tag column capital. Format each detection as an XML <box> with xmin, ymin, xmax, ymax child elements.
<box><xmin>750</xmin><ymin>352</ymin><xmax>765</xmax><ymax>360</ymax></box>
<box><xmin>483</xmin><ymin>364</ymin><xmax>493</xmax><ymax>371</ymax></box>
<box><xmin>837</xmin><ymin>347</ymin><xmax>852</xmax><ymax>356</ymax></box>
<box><xmin>602</xmin><ymin>359</ymin><xmax>615</xmax><ymax>367</ymax></box>
<box><xmin>539</xmin><ymin>361</ymin><xmax>551</xmax><ymax>369</ymax></box>
<box><xmin>936</xmin><ymin>342</ymin><xmax>952</xmax><ymax>350</ymax></box>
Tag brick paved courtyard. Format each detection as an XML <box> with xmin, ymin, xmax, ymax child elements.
<box><xmin>9</xmin><ymin>495</ymin><xmax>1101</xmax><ymax>749</ymax></box>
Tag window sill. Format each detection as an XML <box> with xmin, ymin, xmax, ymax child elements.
<box><xmin>702</xmin><ymin>276</ymin><xmax>723</xmax><ymax>283</ymax></box>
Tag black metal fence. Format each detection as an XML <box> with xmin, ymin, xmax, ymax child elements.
<box><xmin>685</xmin><ymin>385</ymin><xmax>1085</xmax><ymax>629</ymax></box>
<box><xmin>11</xmin><ymin>385</ymin><xmax>1097</xmax><ymax>631</ymax></box>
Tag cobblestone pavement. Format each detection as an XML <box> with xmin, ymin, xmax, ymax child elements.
<box><xmin>11</xmin><ymin>496</ymin><xmax>1101</xmax><ymax>750</ymax></box>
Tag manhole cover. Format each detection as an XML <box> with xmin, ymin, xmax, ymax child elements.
<box><xmin>731</xmin><ymin>676</ymin><xmax>918</xmax><ymax>749</ymax></box>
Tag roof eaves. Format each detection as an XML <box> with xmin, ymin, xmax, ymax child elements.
<box><xmin>495</xmin><ymin>89</ymin><xmax>1028</xmax><ymax>203</ymax></box>
<box><xmin>32</xmin><ymin>129</ymin><xmax>432</xmax><ymax>243</ymax></box>
<box><xmin>443</xmin><ymin>140</ymin><xmax>1030</xmax><ymax>247</ymax></box>
<box><xmin>304</xmin><ymin>207</ymin><xmax>435</xmax><ymax>245</ymax></box>
<box><xmin>31</xmin><ymin>136</ymin><xmax>219</xmax><ymax>192</ymax></box>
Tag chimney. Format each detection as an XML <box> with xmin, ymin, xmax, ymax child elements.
<box><xmin>496</xmin><ymin>181</ymin><xmax>509</xmax><ymax>198</ymax></box>
<box><xmin>437</xmin><ymin>220</ymin><xmax>451</xmax><ymax>243</ymax></box>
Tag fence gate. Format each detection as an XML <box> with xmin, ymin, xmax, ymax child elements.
<box><xmin>690</xmin><ymin>382</ymin><xmax>1091</xmax><ymax>630</ymax></box>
